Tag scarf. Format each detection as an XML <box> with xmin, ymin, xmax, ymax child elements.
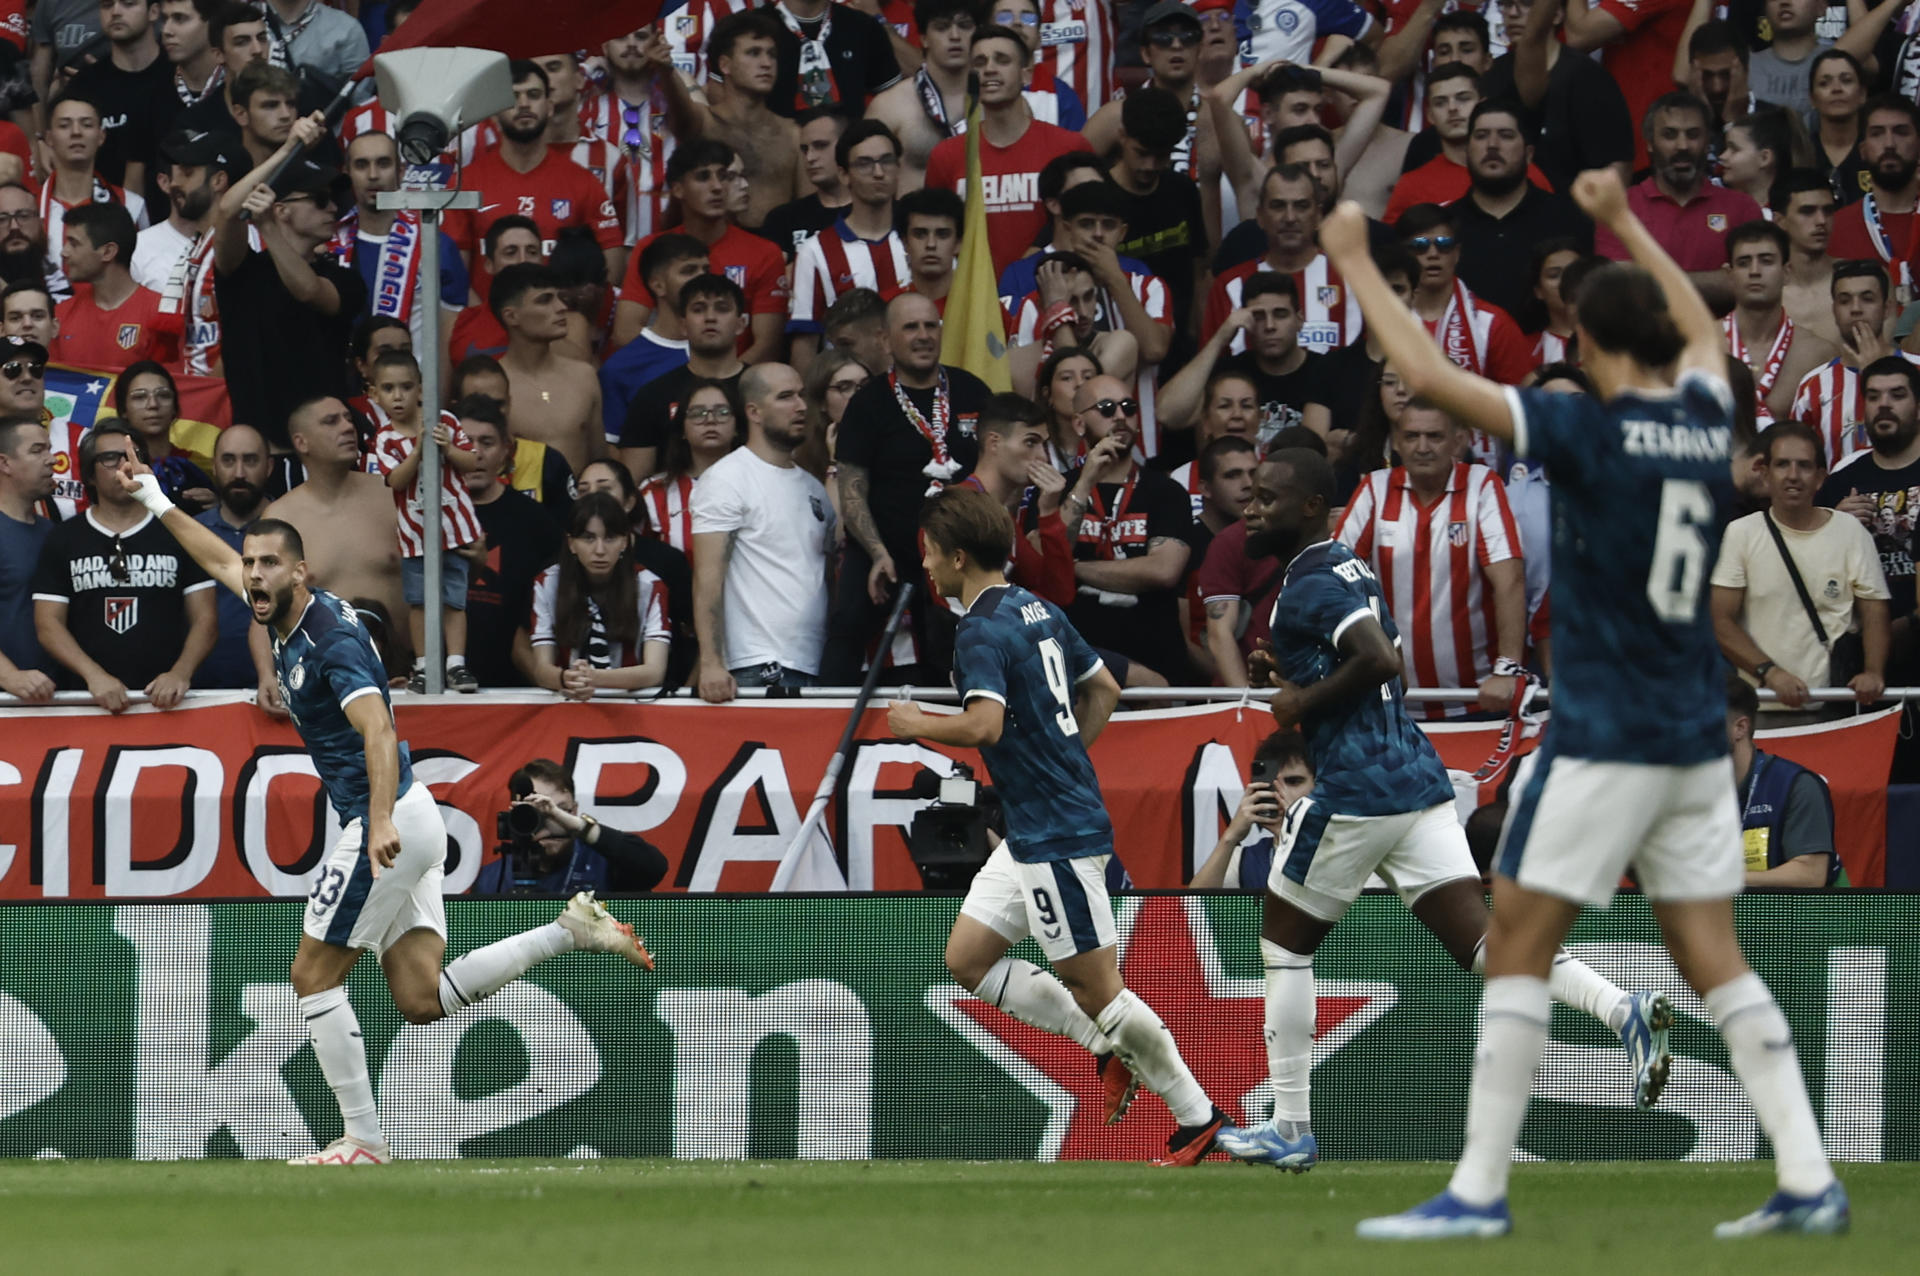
<box><xmin>39</xmin><ymin>173</ymin><xmax>113</xmax><ymax>223</ymax></box>
<box><xmin>1724</xmin><ymin>311</ymin><xmax>1795</xmax><ymax>408</ymax></box>
<box><xmin>330</xmin><ymin>209</ymin><xmax>426</xmax><ymax>324</ymax></box>
<box><xmin>1436</xmin><ymin>278</ymin><xmax>1489</xmax><ymax>377</ymax></box>
<box><xmin>584</xmin><ymin>598</ymin><xmax>611</xmax><ymax>669</ymax></box>
<box><xmin>1861</xmin><ymin>192</ymin><xmax>1916</xmax><ymax>299</ymax></box>
<box><xmin>158</xmin><ymin>228</ymin><xmax>221</xmax><ymax>375</ymax></box>
<box><xmin>780</xmin><ymin>5</ymin><xmax>839</xmax><ymax>110</ymax></box>
<box><xmin>891</xmin><ymin>368</ymin><xmax>958</xmax><ymax>487</ymax></box>
<box><xmin>915</xmin><ymin>68</ymin><xmax>960</xmax><ymax>137</ymax></box>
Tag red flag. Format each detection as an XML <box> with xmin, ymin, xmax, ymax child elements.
<box><xmin>356</xmin><ymin>0</ymin><xmax>666</xmax><ymax>77</ymax></box>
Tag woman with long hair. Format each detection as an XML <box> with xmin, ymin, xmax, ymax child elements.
<box><xmin>1035</xmin><ymin>346</ymin><xmax>1102</xmax><ymax>470</ymax></box>
<box><xmin>112</xmin><ymin>360</ymin><xmax>212</xmax><ymax>511</ymax></box>
<box><xmin>1336</xmin><ymin>359</ymin><xmax>1413</xmax><ymax>497</ymax></box>
<box><xmin>1720</xmin><ymin>107</ymin><xmax>1800</xmax><ymax>213</ymax></box>
<box><xmin>799</xmin><ymin>348</ymin><xmax>868</xmax><ymax>523</ymax></box>
<box><xmin>1807</xmin><ymin>49</ymin><xmax>1869</xmax><ymax>205</ymax></box>
<box><xmin>637</xmin><ymin>377</ymin><xmax>743</xmax><ymax>558</ymax></box>
<box><xmin>523</xmin><ymin>493</ymin><xmax>670</xmax><ymax>698</ymax></box>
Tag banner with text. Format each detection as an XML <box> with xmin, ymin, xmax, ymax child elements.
<box><xmin>0</xmin><ymin>698</ymin><xmax>1898</xmax><ymax>897</ymax></box>
<box><xmin>0</xmin><ymin>895</ymin><xmax>1912</xmax><ymax>1161</ymax></box>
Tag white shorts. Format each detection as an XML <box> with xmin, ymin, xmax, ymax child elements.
<box><xmin>1495</xmin><ymin>751</ymin><xmax>1744</xmax><ymax>909</ymax></box>
<box><xmin>303</xmin><ymin>780</ymin><xmax>448</xmax><ymax>955</ymax></box>
<box><xmin>1266</xmin><ymin>798</ymin><xmax>1479</xmax><ymax>923</ymax></box>
<box><xmin>959</xmin><ymin>841</ymin><xmax>1118</xmax><ymax>963</ymax></box>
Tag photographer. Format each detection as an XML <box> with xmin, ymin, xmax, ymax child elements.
<box><xmin>473</xmin><ymin>760</ymin><xmax>669</xmax><ymax>897</ymax></box>
<box><xmin>1189</xmin><ymin>732</ymin><xmax>1316</xmax><ymax>889</ymax></box>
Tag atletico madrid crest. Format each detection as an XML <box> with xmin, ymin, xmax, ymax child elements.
<box><xmin>1446</xmin><ymin>521</ymin><xmax>1469</xmax><ymax>547</ymax></box>
<box><xmin>116</xmin><ymin>324</ymin><xmax>140</xmax><ymax>350</ymax></box>
<box><xmin>551</xmin><ymin>198</ymin><xmax>572</xmax><ymax>220</ymax></box>
<box><xmin>1318</xmin><ymin>285</ymin><xmax>1340</xmax><ymax>307</ymax></box>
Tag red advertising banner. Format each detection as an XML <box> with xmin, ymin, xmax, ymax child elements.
<box><xmin>0</xmin><ymin>696</ymin><xmax>1898</xmax><ymax>898</ymax></box>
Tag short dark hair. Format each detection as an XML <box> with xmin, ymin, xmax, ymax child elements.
<box><xmin>1469</xmin><ymin>97</ymin><xmax>1534</xmax><ymax>146</ymax></box>
<box><xmin>1058</xmin><ymin>180</ymin><xmax>1127</xmax><ymax>222</ymax></box>
<box><xmin>708</xmin><ymin>10</ymin><xmax>783</xmax><ymax>67</ymax></box>
<box><xmin>795</xmin><ymin>104</ymin><xmax>855</xmax><ymax>133</ymax></box>
<box><xmin>679</xmin><ymin>271</ymin><xmax>747</xmax><ymax>314</ymax></box>
<box><xmin>1689</xmin><ymin>18</ymin><xmax>1748</xmax><ymax>65</ymax></box>
<box><xmin>510</xmin><ymin>758</ymin><xmax>574</xmax><ymax>800</ymax></box>
<box><xmin>64</xmin><ymin>201</ymin><xmax>137</xmax><ymax>265</ymax></box>
<box><xmin>1199</xmin><ymin>435</ymin><xmax>1257</xmax><ymax>483</ymax></box>
<box><xmin>351</xmin><ymin>314</ymin><xmax>409</xmax><ymax>363</ymax></box>
<box><xmin>1575</xmin><ymin>262</ymin><xmax>1685</xmax><ymax>366</ymax></box>
<box><xmin>209</xmin><ymin>0</ymin><xmax>265</xmax><ymax>45</ymax></box>
<box><xmin>920</xmin><ymin>483</ymin><xmax>1015</xmax><ymax>571</ymax></box>
<box><xmin>0</xmin><ymin>412</ymin><xmax>44</xmax><ymax>456</ymax></box>
<box><xmin>1531</xmin><ymin>361</ymin><xmax>1594</xmax><ymax>394</ymax></box>
<box><xmin>1039</xmin><ymin>151</ymin><xmax>1106</xmax><ymax>204</ymax></box>
<box><xmin>824</xmin><ymin>286</ymin><xmax>887</xmax><ymax>333</ymax></box>
<box><xmin>508</xmin><ymin>59</ymin><xmax>549</xmax><ymax>92</ymax></box>
<box><xmin>1372</xmin><ymin>241</ymin><xmax>1418</xmax><ymax>287</ymax></box>
<box><xmin>450</xmin><ymin>355</ymin><xmax>507</xmax><ymax>400</ymax></box>
<box><xmin>1777</xmin><ymin>167</ymin><xmax>1838</xmax><ymax>212</ymax></box>
<box><xmin>1038</xmin><ymin>345</ymin><xmax>1102</xmax><ymax>394</ymax></box>
<box><xmin>667</xmin><ymin>138</ymin><xmax>736</xmax><ymax>185</ymax></box>
<box><xmin>1272</xmin><ymin>123</ymin><xmax>1336</xmax><ymax>161</ymax></box>
<box><xmin>1863</xmin><ymin>93</ymin><xmax>1920</xmax><ymax>135</ymax></box>
<box><xmin>1</xmin><ymin>277</ymin><xmax>52</xmax><ymax>309</ymax></box>
<box><xmin>1425</xmin><ymin>59</ymin><xmax>1480</xmax><ymax>96</ymax></box>
<box><xmin>1642</xmin><ymin>90</ymin><xmax>1713</xmax><ymax>141</ymax></box>
<box><xmin>1267</xmin><ymin>425</ymin><xmax>1328</xmax><ymax>455</ymax></box>
<box><xmin>370</xmin><ymin>349</ymin><xmax>422</xmax><ymax>381</ymax></box>
<box><xmin>1395</xmin><ymin>202</ymin><xmax>1457</xmax><ymax>239</ymax></box>
<box><xmin>232</xmin><ymin>60</ymin><xmax>297</xmax><ymax>110</ymax></box>
<box><xmin>1242</xmin><ymin>271</ymin><xmax>1300</xmax><ymax>308</ymax></box>
<box><xmin>1265</xmin><ymin>446</ymin><xmax>1338</xmax><ymax>512</ymax></box>
<box><xmin>1832</xmin><ymin>258</ymin><xmax>1890</xmax><ymax>299</ymax></box>
<box><xmin>895</xmin><ymin>186</ymin><xmax>964</xmax><ymax>238</ymax></box>
<box><xmin>1122</xmin><ymin>87</ymin><xmax>1189</xmax><ymax>153</ymax></box>
<box><xmin>1528</xmin><ymin>236</ymin><xmax>1581</xmax><ymax>283</ymax></box>
<box><xmin>452</xmin><ymin>394</ymin><xmax>507</xmax><ymax>432</ymax></box>
<box><xmin>1725</xmin><ymin>671</ymin><xmax>1760</xmax><ymax>721</ymax></box>
<box><xmin>635</xmin><ymin>232</ymin><xmax>708</xmax><ymax>300</ymax></box>
<box><xmin>245</xmin><ymin>517</ymin><xmax>306</xmax><ymax>562</ymax></box>
<box><xmin>111</xmin><ymin>360</ymin><xmax>177</xmax><ymax>416</ymax></box>
<box><xmin>1725</xmin><ymin>218</ymin><xmax>1790</xmax><ymax>265</ymax></box>
<box><xmin>1557</xmin><ymin>253</ymin><xmax>1608</xmax><ymax>310</ymax></box>
<box><xmin>1260</xmin><ymin>162</ymin><xmax>1318</xmax><ymax>203</ymax></box>
<box><xmin>1763</xmin><ymin>419</ymin><xmax>1827</xmax><ymax>468</ymax></box>
<box><xmin>915</xmin><ymin>0</ymin><xmax>983</xmax><ymax>31</ymax></box>
<box><xmin>1862</xmin><ymin>354</ymin><xmax>1920</xmax><ymax>397</ymax></box>
<box><xmin>79</xmin><ymin>421</ymin><xmax>143</xmax><ymax>494</ymax></box>
<box><xmin>836</xmin><ymin>119</ymin><xmax>902</xmax><ymax>171</ymax></box>
<box><xmin>1255</xmin><ymin>64</ymin><xmax>1323</xmax><ymax>105</ymax></box>
<box><xmin>972</xmin><ymin>23</ymin><xmax>1034</xmax><ymax>64</ymax></box>
<box><xmin>483</xmin><ymin>214</ymin><xmax>542</xmax><ymax>261</ymax></box>
<box><xmin>489</xmin><ymin>263</ymin><xmax>562</xmax><ymax>322</ymax></box>
<box><xmin>1252</xmin><ymin>728</ymin><xmax>1313</xmax><ymax>775</ymax></box>
<box><xmin>978</xmin><ymin>390</ymin><xmax>1048</xmax><ymax>441</ymax></box>
<box><xmin>1432</xmin><ymin>10</ymin><xmax>1490</xmax><ymax>49</ymax></box>
<box><xmin>549</xmin><ymin>225</ymin><xmax>609</xmax><ymax>288</ymax></box>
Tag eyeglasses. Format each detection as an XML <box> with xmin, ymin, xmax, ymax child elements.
<box><xmin>849</xmin><ymin>154</ymin><xmax>899</xmax><ymax>173</ymax></box>
<box><xmin>0</xmin><ymin>210</ymin><xmax>38</xmax><ymax>226</ymax></box>
<box><xmin>993</xmin><ymin>10</ymin><xmax>1040</xmax><ymax>26</ymax></box>
<box><xmin>127</xmin><ymin>388</ymin><xmax>176</xmax><ymax>405</ymax></box>
<box><xmin>1</xmin><ymin>358</ymin><xmax>44</xmax><ymax>380</ymax></box>
<box><xmin>1406</xmin><ymin>235</ymin><xmax>1457</xmax><ymax>253</ymax></box>
<box><xmin>685</xmin><ymin>405</ymin><xmax>734</xmax><ymax>422</ymax></box>
<box><xmin>1089</xmin><ymin>398</ymin><xmax>1139</xmax><ymax>419</ymax></box>
<box><xmin>108</xmin><ymin>533</ymin><xmax>128</xmax><ymax>583</ymax></box>
<box><xmin>1146</xmin><ymin>28</ymin><xmax>1200</xmax><ymax>49</ymax></box>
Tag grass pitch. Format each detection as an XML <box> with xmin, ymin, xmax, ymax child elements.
<box><xmin>0</xmin><ymin>1159</ymin><xmax>1912</xmax><ymax>1274</ymax></box>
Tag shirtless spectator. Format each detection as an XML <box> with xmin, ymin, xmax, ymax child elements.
<box><xmin>448</xmin><ymin>216</ymin><xmax>541</xmax><ymax>366</ymax></box>
<box><xmin>866</xmin><ymin>0</ymin><xmax>976</xmax><ymax>192</ymax></box>
<box><xmin>704</xmin><ymin>12</ymin><xmax>808</xmax><ymax>228</ymax></box>
<box><xmin>493</xmin><ymin>263</ymin><xmax>603</xmax><ymax>474</ymax></box>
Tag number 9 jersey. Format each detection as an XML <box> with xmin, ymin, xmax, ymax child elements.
<box><xmin>952</xmin><ymin>583</ymin><xmax>1113</xmax><ymax>865</ymax></box>
<box><xmin>1499</xmin><ymin>370</ymin><xmax>1737</xmax><ymax>766</ymax></box>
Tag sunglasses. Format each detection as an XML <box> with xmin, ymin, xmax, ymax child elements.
<box><xmin>1</xmin><ymin>358</ymin><xmax>45</xmax><ymax>380</ymax></box>
<box><xmin>1146</xmin><ymin>28</ymin><xmax>1200</xmax><ymax>49</ymax></box>
<box><xmin>1089</xmin><ymin>398</ymin><xmax>1139</xmax><ymax>419</ymax></box>
<box><xmin>109</xmin><ymin>533</ymin><xmax>129</xmax><ymax>583</ymax></box>
<box><xmin>992</xmin><ymin>11</ymin><xmax>1041</xmax><ymax>25</ymax></box>
<box><xmin>622</xmin><ymin>103</ymin><xmax>643</xmax><ymax>151</ymax></box>
<box><xmin>1407</xmin><ymin>235</ymin><xmax>1458</xmax><ymax>253</ymax></box>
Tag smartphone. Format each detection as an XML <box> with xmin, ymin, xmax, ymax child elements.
<box><xmin>1249</xmin><ymin>756</ymin><xmax>1280</xmax><ymax>789</ymax></box>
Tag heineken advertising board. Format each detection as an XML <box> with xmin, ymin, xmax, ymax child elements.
<box><xmin>2</xmin><ymin>894</ymin><xmax>1912</xmax><ymax>1162</ymax></box>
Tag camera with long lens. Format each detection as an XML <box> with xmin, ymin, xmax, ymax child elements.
<box><xmin>493</xmin><ymin>773</ymin><xmax>551</xmax><ymax>889</ymax></box>
<box><xmin>906</xmin><ymin>763</ymin><xmax>1002</xmax><ymax>889</ymax></box>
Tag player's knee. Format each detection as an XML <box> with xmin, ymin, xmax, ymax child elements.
<box><xmin>394</xmin><ymin>992</ymin><xmax>444</xmax><ymax>1026</ymax></box>
<box><xmin>944</xmin><ymin>944</ymin><xmax>990</xmax><ymax>992</ymax></box>
<box><xmin>288</xmin><ymin>958</ymin><xmax>339</xmax><ymax>1000</ymax></box>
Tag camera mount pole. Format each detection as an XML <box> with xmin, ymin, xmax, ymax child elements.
<box><xmin>770</xmin><ymin>583</ymin><xmax>917</xmax><ymax>891</ymax></box>
<box><xmin>377</xmin><ymin>183</ymin><xmax>478</xmax><ymax>694</ymax></box>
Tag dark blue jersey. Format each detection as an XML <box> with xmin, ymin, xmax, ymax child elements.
<box><xmin>272</xmin><ymin>588</ymin><xmax>414</xmax><ymax>825</ymax></box>
<box><xmin>952</xmin><ymin>583</ymin><xmax>1112</xmax><ymax>863</ymax></box>
<box><xmin>1268</xmin><ymin>541</ymin><xmax>1454</xmax><ymax>817</ymax></box>
<box><xmin>1504</xmin><ymin>370</ymin><xmax>1736</xmax><ymax>765</ymax></box>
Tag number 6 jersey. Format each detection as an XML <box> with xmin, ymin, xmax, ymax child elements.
<box><xmin>1499</xmin><ymin>370</ymin><xmax>1737</xmax><ymax>766</ymax></box>
<box><xmin>951</xmin><ymin>582</ymin><xmax>1112</xmax><ymax>864</ymax></box>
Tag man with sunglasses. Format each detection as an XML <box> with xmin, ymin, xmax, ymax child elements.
<box><xmin>30</xmin><ymin>421</ymin><xmax>216</xmax><ymax>711</ymax></box>
<box><xmin>1059</xmin><ymin>373</ymin><xmax>1195</xmax><ymax>683</ymax></box>
<box><xmin>1396</xmin><ymin>203</ymin><xmax>1537</xmax><ymax>408</ymax></box>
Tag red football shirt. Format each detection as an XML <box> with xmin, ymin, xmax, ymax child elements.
<box><xmin>449</xmin><ymin>303</ymin><xmax>510</xmax><ymax>363</ymax></box>
<box><xmin>1829</xmin><ymin>199</ymin><xmax>1915</xmax><ymax>272</ymax></box>
<box><xmin>1596</xmin><ymin>0</ymin><xmax>1693</xmax><ymax>170</ymax></box>
<box><xmin>1594</xmin><ymin>179</ymin><xmax>1763</xmax><ymax>272</ymax></box>
<box><xmin>619</xmin><ymin>223</ymin><xmax>790</xmax><ymax>319</ymax></box>
<box><xmin>52</xmin><ymin>283</ymin><xmax>178</xmax><ymax>372</ymax></box>
<box><xmin>924</xmin><ymin>120</ymin><xmax>1092</xmax><ymax>274</ymax></box>
<box><xmin>449</xmin><ymin>147</ymin><xmax>623</xmax><ymax>256</ymax></box>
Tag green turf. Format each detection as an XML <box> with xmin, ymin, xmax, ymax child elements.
<box><xmin>0</xmin><ymin>1159</ymin><xmax>1910</xmax><ymax>1274</ymax></box>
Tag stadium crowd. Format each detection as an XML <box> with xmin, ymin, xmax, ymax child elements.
<box><xmin>0</xmin><ymin>0</ymin><xmax>1913</xmax><ymax>765</ymax></box>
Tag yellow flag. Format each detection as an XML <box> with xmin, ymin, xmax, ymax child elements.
<box><xmin>940</xmin><ymin>92</ymin><xmax>1012</xmax><ymax>392</ymax></box>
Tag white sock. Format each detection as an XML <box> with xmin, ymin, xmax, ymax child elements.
<box><xmin>1448</xmin><ymin>975</ymin><xmax>1549</xmax><ymax>1207</ymax></box>
<box><xmin>974</xmin><ymin>957</ymin><xmax>1112</xmax><ymax>1053</ymax></box>
<box><xmin>1096</xmin><ymin>988</ymin><xmax>1212</xmax><ymax>1127</ymax></box>
<box><xmin>437</xmin><ymin>922</ymin><xmax>574</xmax><ymax>1018</ymax></box>
<box><xmin>1471</xmin><ymin>938</ymin><xmax>1632</xmax><ymax>1036</ymax></box>
<box><xmin>299</xmin><ymin>987</ymin><xmax>382</xmax><ymax>1146</ymax></box>
<box><xmin>412</xmin><ymin>657</ymin><xmax>426</xmax><ymax>673</ymax></box>
<box><xmin>446</xmin><ymin>654</ymin><xmax>466</xmax><ymax>670</ymax></box>
<box><xmin>1260</xmin><ymin>938</ymin><xmax>1314</xmax><ymax>1135</ymax></box>
<box><xmin>1705</xmin><ymin>972</ymin><xmax>1835</xmax><ymax>1197</ymax></box>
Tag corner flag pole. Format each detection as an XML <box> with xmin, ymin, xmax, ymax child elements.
<box><xmin>769</xmin><ymin>584</ymin><xmax>917</xmax><ymax>891</ymax></box>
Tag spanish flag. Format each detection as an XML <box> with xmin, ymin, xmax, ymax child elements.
<box><xmin>940</xmin><ymin>84</ymin><xmax>1011</xmax><ymax>392</ymax></box>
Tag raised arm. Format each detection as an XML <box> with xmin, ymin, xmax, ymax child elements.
<box><xmin>1315</xmin><ymin>64</ymin><xmax>1391</xmax><ymax>176</ymax></box>
<box><xmin>1560</xmin><ymin>0</ymin><xmax>1627</xmax><ymax>51</ymax></box>
<box><xmin>126</xmin><ymin>466</ymin><xmax>245</xmax><ymax>599</ymax></box>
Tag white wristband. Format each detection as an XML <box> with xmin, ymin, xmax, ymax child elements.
<box><xmin>129</xmin><ymin>474</ymin><xmax>175</xmax><ymax>517</ymax></box>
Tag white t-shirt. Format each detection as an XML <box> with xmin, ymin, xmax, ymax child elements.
<box><xmin>1710</xmin><ymin>508</ymin><xmax>1890</xmax><ymax>696</ymax></box>
<box><xmin>130</xmin><ymin>219</ymin><xmax>194</xmax><ymax>293</ymax></box>
<box><xmin>690</xmin><ymin>447</ymin><xmax>834</xmax><ymax>673</ymax></box>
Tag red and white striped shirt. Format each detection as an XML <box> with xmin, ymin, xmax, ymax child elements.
<box><xmin>528</xmin><ymin>562</ymin><xmax>671</xmax><ymax>668</ymax></box>
<box><xmin>1534</xmin><ymin>329</ymin><xmax>1571</xmax><ymax>366</ymax></box>
<box><xmin>789</xmin><ymin>221</ymin><xmax>910</xmax><ymax>331</ymax></box>
<box><xmin>663</xmin><ymin>0</ymin><xmax>757</xmax><ymax>82</ymax></box>
<box><xmin>370</xmin><ymin>412</ymin><xmax>484</xmax><ymax>556</ymax></box>
<box><xmin>1037</xmin><ymin>0</ymin><xmax>1116</xmax><ymax>115</ymax></box>
<box><xmin>568</xmin><ymin>136</ymin><xmax>627</xmax><ymax>208</ymax></box>
<box><xmin>1011</xmin><ymin>267</ymin><xmax>1175</xmax><ymax>454</ymax></box>
<box><xmin>638</xmin><ymin>470</ymin><xmax>698</xmax><ymax>560</ymax></box>
<box><xmin>1204</xmin><ymin>254</ymin><xmax>1362</xmax><ymax>356</ymax></box>
<box><xmin>1789</xmin><ymin>353</ymin><xmax>1920</xmax><ymax>471</ymax></box>
<box><xmin>582</xmin><ymin>86</ymin><xmax>678</xmax><ymax>244</ymax></box>
<box><xmin>1334</xmin><ymin>462</ymin><xmax>1522</xmax><ymax>720</ymax></box>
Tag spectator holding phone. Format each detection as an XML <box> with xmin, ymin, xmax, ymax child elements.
<box><xmin>1189</xmin><ymin>731</ymin><xmax>1316</xmax><ymax>889</ymax></box>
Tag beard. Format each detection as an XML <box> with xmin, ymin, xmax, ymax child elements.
<box><xmin>253</xmin><ymin>582</ymin><xmax>295</xmax><ymax>627</ymax></box>
<box><xmin>1870</xmin><ymin>414</ymin><xmax>1920</xmax><ymax>454</ymax></box>
<box><xmin>0</xmin><ymin>238</ymin><xmax>46</xmax><ymax>284</ymax></box>
<box><xmin>1472</xmin><ymin>163</ymin><xmax>1526</xmax><ymax>197</ymax></box>
<box><xmin>499</xmin><ymin>116</ymin><xmax>548</xmax><ymax>145</ymax></box>
<box><xmin>1873</xmin><ymin>153</ymin><xmax>1920</xmax><ymax>192</ymax></box>
<box><xmin>219</xmin><ymin>478</ymin><xmax>265</xmax><ymax>519</ymax></box>
<box><xmin>173</xmin><ymin>183</ymin><xmax>215</xmax><ymax>222</ymax></box>
<box><xmin>1244</xmin><ymin>524</ymin><xmax>1291</xmax><ymax>560</ymax></box>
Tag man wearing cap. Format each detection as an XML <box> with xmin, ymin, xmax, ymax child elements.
<box><xmin>1084</xmin><ymin>4</ymin><xmax>1211</xmax><ymax>178</ymax></box>
<box><xmin>133</xmin><ymin>128</ymin><xmax>240</xmax><ymax>374</ymax></box>
<box><xmin>214</xmin><ymin>111</ymin><xmax>365</xmax><ymax>458</ymax></box>
<box><xmin>332</xmin><ymin>125</ymin><xmax>468</xmax><ymax>357</ymax></box>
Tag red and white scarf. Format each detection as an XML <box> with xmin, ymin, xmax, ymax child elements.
<box><xmin>891</xmin><ymin>368</ymin><xmax>957</xmax><ymax>487</ymax></box>
<box><xmin>1435</xmin><ymin>278</ymin><xmax>1490</xmax><ymax>377</ymax></box>
<box><xmin>39</xmin><ymin>173</ymin><xmax>115</xmax><ymax>223</ymax></box>
<box><xmin>158</xmin><ymin>228</ymin><xmax>221</xmax><ymax>374</ymax></box>
<box><xmin>1862</xmin><ymin>193</ymin><xmax>1916</xmax><ymax>300</ymax></box>
<box><xmin>1724</xmin><ymin>310</ymin><xmax>1794</xmax><ymax>420</ymax></box>
<box><xmin>330</xmin><ymin>209</ymin><xmax>426</xmax><ymax>323</ymax></box>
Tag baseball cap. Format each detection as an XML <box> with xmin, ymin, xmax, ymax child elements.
<box><xmin>1</xmin><ymin>334</ymin><xmax>49</xmax><ymax>365</ymax></box>
<box><xmin>1142</xmin><ymin>1</ymin><xmax>1203</xmax><ymax>30</ymax></box>
<box><xmin>160</xmin><ymin>128</ymin><xmax>248</xmax><ymax>182</ymax></box>
<box><xmin>272</xmin><ymin>157</ymin><xmax>352</xmax><ymax>209</ymax></box>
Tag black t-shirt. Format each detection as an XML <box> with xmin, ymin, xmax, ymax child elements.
<box><xmin>617</xmin><ymin>364</ymin><xmax>744</xmax><ymax>452</ymax></box>
<box><xmin>174</xmin><ymin>82</ymin><xmax>344</xmax><ymax>167</ymax></box>
<box><xmin>468</xmin><ymin>487</ymin><xmax>563</xmax><ymax>688</ymax></box>
<box><xmin>64</xmin><ymin>56</ymin><xmax>172</xmax><ymax>195</ymax></box>
<box><xmin>1819</xmin><ymin>451</ymin><xmax>1920</xmax><ymax>614</ymax></box>
<box><xmin>1449</xmin><ymin>186</ymin><xmax>1593</xmax><ymax>332</ymax></box>
<box><xmin>216</xmin><ymin>247</ymin><xmax>367</xmax><ymax>449</ymax></box>
<box><xmin>1224</xmin><ymin>351</ymin><xmax>1336</xmax><ymax>445</ymax></box>
<box><xmin>1480</xmin><ymin>53</ymin><xmax>1634</xmax><ymax>196</ymax></box>
<box><xmin>837</xmin><ymin>366</ymin><xmax>988</xmax><ymax>557</ymax></box>
<box><xmin>29</xmin><ymin>510</ymin><xmax>211</xmax><ymax>690</ymax></box>
<box><xmin>764</xmin><ymin>3</ymin><xmax>902</xmax><ymax>120</ymax></box>
<box><xmin>1060</xmin><ymin>464</ymin><xmax>1196</xmax><ymax>683</ymax></box>
<box><xmin>757</xmin><ymin>193</ymin><xmax>848</xmax><ymax>258</ymax></box>
<box><xmin>1319</xmin><ymin>338</ymin><xmax>1382</xmax><ymax>448</ymax></box>
<box><xmin>1113</xmin><ymin>170</ymin><xmax>1208</xmax><ymax>345</ymax></box>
